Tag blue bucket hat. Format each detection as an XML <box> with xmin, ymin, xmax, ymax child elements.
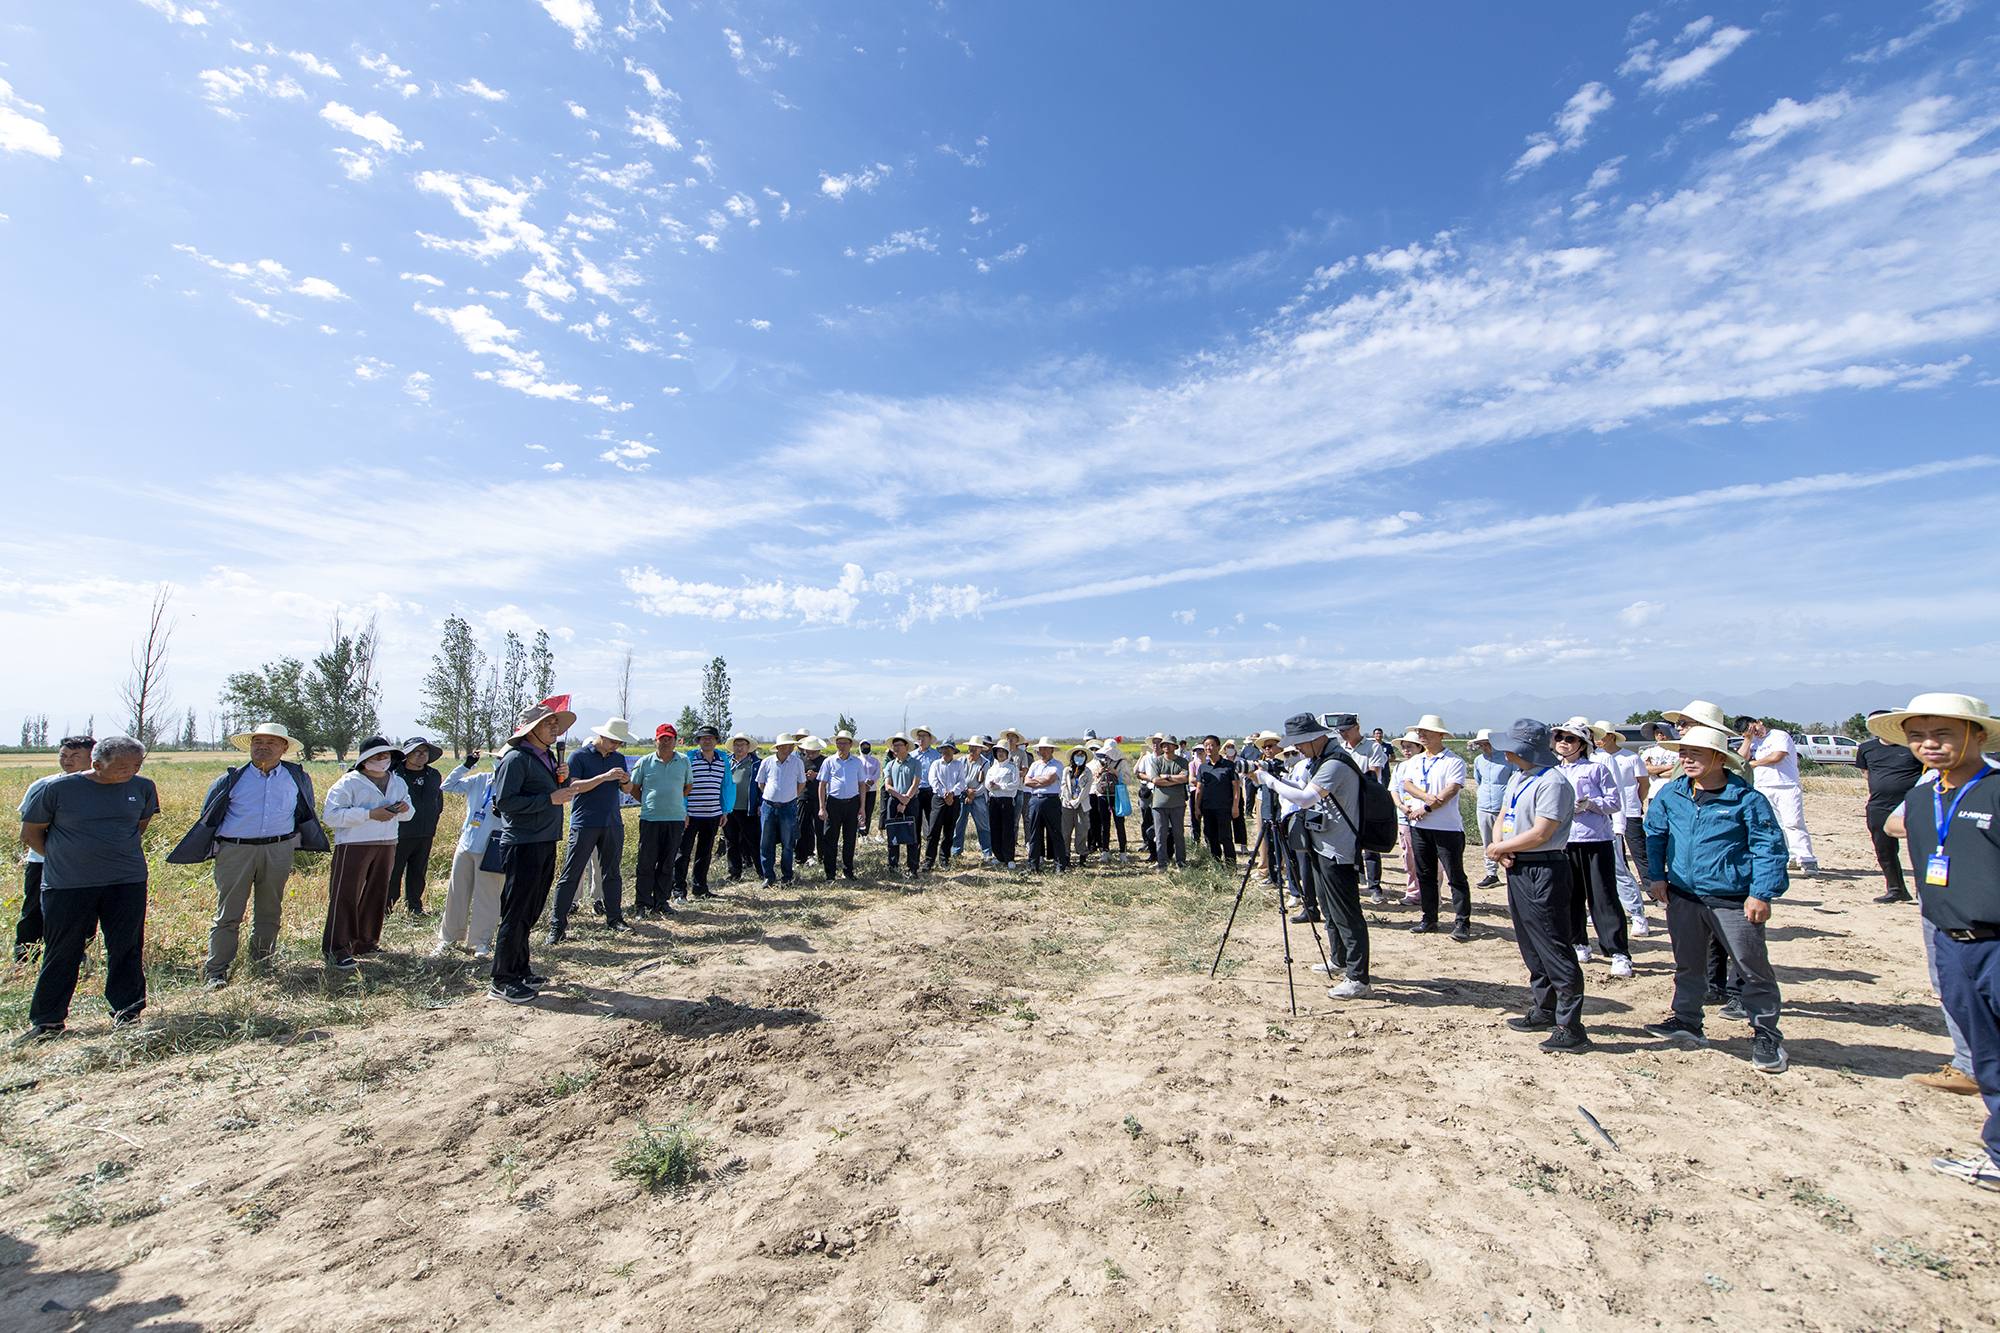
<box><xmin>1488</xmin><ymin>718</ymin><xmax>1560</xmax><ymax>768</ymax></box>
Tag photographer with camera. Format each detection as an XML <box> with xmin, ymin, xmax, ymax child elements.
<box><xmin>1252</xmin><ymin>713</ymin><xmax>1374</xmax><ymax>1001</ymax></box>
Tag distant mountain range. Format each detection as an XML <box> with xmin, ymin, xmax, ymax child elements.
<box><xmin>733</xmin><ymin>680</ymin><xmax>2000</xmax><ymax>741</ymax></box>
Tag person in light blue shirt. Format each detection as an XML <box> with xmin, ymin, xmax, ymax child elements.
<box><xmin>816</xmin><ymin>732</ymin><xmax>867</xmax><ymax>880</ymax></box>
<box><xmin>1471</xmin><ymin>730</ymin><xmax>1515</xmax><ymax>888</ymax></box>
<box><xmin>627</xmin><ymin>724</ymin><xmax>690</xmax><ymax>917</ymax></box>
<box><xmin>757</xmin><ymin>734</ymin><xmax>806</xmax><ymax>886</ymax></box>
<box><xmin>438</xmin><ymin>751</ymin><xmax>506</xmax><ymax>958</ymax></box>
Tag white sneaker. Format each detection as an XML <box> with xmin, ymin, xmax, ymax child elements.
<box><xmin>1629</xmin><ymin>917</ymin><xmax>1650</xmax><ymax>938</ymax></box>
<box><xmin>1610</xmin><ymin>954</ymin><xmax>1634</xmax><ymax>978</ymax></box>
<box><xmin>1932</xmin><ymin>1155</ymin><xmax>2000</xmax><ymax>1190</ymax></box>
<box><xmin>1310</xmin><ymin>961</ymin><xmax>1336</xmax><ymax>974</ymax></box>
<box><xmin>472</xmin><ymin>946</ymin><xmax>492</xmax><ymax>959</ymax></box>
<box><xmin>1575</xmin><ymin>944</ymin><xmax>1594</xmax><ymax>964</ymax></box>
<box><xmin>1328</xmin><ymin>979</ymin><xmax>1372</xmax><ymax>1000</ymax></box>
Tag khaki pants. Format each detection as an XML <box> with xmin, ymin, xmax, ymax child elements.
<box><xmin>439</xmin><ymin>849</ymin><xmax>505</xmax><ymax>954</ymax></box>
<box><xmin>205</xmin><ymin>839</ymin><xmax>295</xmax><ymax>980</ymax></box>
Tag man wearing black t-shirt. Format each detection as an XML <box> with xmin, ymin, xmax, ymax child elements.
<box><xmin>1191</xmin><ymin>735</ymin><xmax>1240</xmax><ymax>868</ymax></box>
<box><xmin>1881</xmin><ymin>694</ymin><xmax>2000</xmax><ymax>1187</ymax></box>
<box><xmin>1856</xmin><ymin>714</ymin><xmax>1924</xmax><ymax>903</ymax></box>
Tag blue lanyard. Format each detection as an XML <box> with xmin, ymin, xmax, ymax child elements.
<box><xmin>1419</xmin><ymin>755</ymin><xmax>1439</xmax><ymax>784</ymax></box>
<box><xmin>1935</xmin><ymin>769</ymin><xmax>1991</xmax><ymax>850</ymax></box>
<box><xmin>1505</xmin><ymin>769</ymin><xmax>1546</xmax><ymax>820</ymax></box>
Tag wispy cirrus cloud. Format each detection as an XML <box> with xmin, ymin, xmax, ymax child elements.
<box><xmin>1622</xmin><ymin>17</ymin><xmax>1753</xmax><ymax>93</ymax></box>
<box><xmin>1510</xmin><ymin>82</ymin><xmax>1615</xmax><ymax>176</ymax></box>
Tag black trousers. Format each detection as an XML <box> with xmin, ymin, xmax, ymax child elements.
<box><xmin>491</xmin><ymin>841</ymin><xmax>558</xmax><ymax>988</ymax></box>
<box><xmin>1231</xmin><ymin>811</ymin><xmax>1247</xmax><ymax>847</ymax></box>
<box><xmin>1412</xmin><ymin>827</ymin><xmax>1470</xmax><ymax>926</ymax></box>
<box><xmin>30</xmin><ymin>880</ymin><xmax>148</xmax><ymax>1029</ymax></box>
<box><xmin>1868</xmin><ymin>804</ymin><xmax>1917</xmax><ymax>891</ymax></box>
<box><xmin>725</xmin><ymin>808</ymin><xmax>756</xmax><ymax>878</ymax></box>
<box><xmin>914</xmin><ymin>790</ymin><xmax>935</xmax><ymax>855</ymax></box>
<box><xmin>634</xmin><ymin>819</ymin><xmax>682</xmax><ymax>911</ymax></box>
<box><xmin>795</xmin><ymin>785</ymin><xmax>822</xmax><ymax>867</ymax></box>
<box><xmin>15</xmin><ymin>861</ymin><xmax>43</xmax><ymax>960</ymax></box>
<box><xmin>554</xmin><ymin>820</ymin><xmax>626</xmax><ymax>927</ymax></box>
<box><xmin>1027</xmin><ymin>794</ymin><xmax>1068</xmax><ymax>870</ymax></box>
<box><xmin>1306</xmin><ymin>855</ymin><xmax>1369</xmax><ymax>983</ymax></box>
<box><xmin>988</xmin><ymin>797</ymin><xmax>1018</xmax><ymax>863</ymax></box>
<box><xmin>821</xmin><ymin>796</ymin><xmax>860</xmax><ymax>878</ymax></box>
<box><xmin>391</xmin><ymin>832</ymin><xmax>435</xmax><ymax>912</ymax></box>
<box><xmin>1363</xmin><ymin>850</ymin><xmax>1383</xmax><ymax>892</ymax></box>
<box><xmin>1565</xmin><ymin>839</ymin><xmax>1628</xmax><ymax>955</ymax></box>
<box><xmin>885</xmin><ymin>796</ymin><xmax>921</xmax><ymax>870</ymax></box>
<box><xmin>1140</xmin><ymin>804</ymin><xmax>1156</xmax><ymax>860</ymax></box>
<box><xmin>1198</xmin><ymin>807</ymin><xmax>1237</xmax><ymax>864</ymax></box>
<box><xmin>1507</xmin><ymin>855</ymin><xmax>1584</xmax><ymax>1029</ymax></box>
<box><xmin>923</xmin><ymin>794</ymin><xmax>957</xmax><ymax>865</ymax></box>
<box><xmin>676</xmin><ymin>814</ymin><xmax>721</xmax><ymax>893</ymax></box>
<box><xmin>863</xmin><ymin>790</ymin><xmax>876</xmax><ymax>831</ymax></box>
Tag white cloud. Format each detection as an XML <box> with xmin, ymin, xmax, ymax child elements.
<box><xmin>539</xmin><ymin>0</ymin><xmax>601</xmax><ymax>47</ymax></box>
<box><xmin>858</xmin><ymin>229</ymin><xmax>937</xmax><ymax>263</ymax></box>
<box><xmin>598</xmin><ymin>440</ymin><xmax>659</xmax><ymax>471</ymax></box>
<box><xmin>291</xmin><ymin>276</ymin><xmax>346</xmax><ymax>300</ymax></box>
<box><xmin>352</xmin><ymin>355</ymin><xmax>393</xmax><ymax>380</ymax></box>
<box><xmin>1170</xmin><ymin>608</ymin><xmax>1195</xmax><ymax>625</ymax></box>
<box><xmin>567</xmin><ymin>101</ymin><xmax>590</xmax><ymax>119</ymax></box>
<box><xmin>198</xmin><ymin>66</ymin><xmax>305</xmax><ymax>103</ymax></box>
<box><xmin>975</xmin><ymin>244</ymin><xmax>1027</xmax><ymax>274</ymax></box>
<box><xmin>416</xmin><ymin>302</ymin><xmax>580</xmax><ymax>399</ymax></box>
<box><xmin>624</xmin><ymin>59</ymin><xmax>674</xmax><ymax>101</ymax></box>
<box><xmin>414</xmin><ymin>172</ymin><xmax>572</xmax><ymax>304</ymax></box>
<box><xmin>1510</xmin><ymin>83</ymin><xmax>1614</xmax><ymax>177</ymax></box>
<box><xmin>894</xmin><ymin>584</ymin><xmax>985</xmax><ymax>631</ymax></box>
<box><xmin>625</xmin><ymin>568</ymin><xmax>864</xmax><ymax>624</ymax></box>
<box><xmin>1853</xmin><ymin>0</ymin><xmax>1969</xmax><ymax>64</ymax></box>
<box><xmin>819</xmin><ymin>163</ymin><xmax>890</xmax><ymax>198</ymax></box>
<box><xmin>137</xmin><ymin>0</ymin><xmax>207</xmax><ymax>24</ymax></box>
<box><xmin>400</xmin><ymin>271</ymin><xmax>445</xmax><ymax>286</ymax></box>
<box><xmin>284</xmin><ymin>50</ymin><xmax>341</xmax><ymax>80</ymax></box>
<box><xmin>627</xmin><ymin>110</ymin><xmax>680</xmax><ymax>150</ymax></box>
<box><xmin>1623</xmin><ymin>21</ymin><xmax>1753</xmax><ymax>93</ymax></box>
<box><xmin>230</xmin><ymin>294</ymin><xmax>294</xmax><ymax>324</ymax></box>
<box><xmin>1764</xmin><ymin>96</ymin><xmax>1998</xmax><ymax>212</ymax></box>
<box><xmin>461</xmin><ymin>78</ymin><xmax>508</xmax><ymax>101</ymax></box>
<box><xmin>320</xmin><ymin>102</ymin><xmax>410</xmax><ymax>152</ymax></box>
<box><xmin>1734</xmin><ymin>93</ymin><xmax>1851</xmax><ymax>153</ymax></box>
<box><xmin>0</xmin><ymin>80</ymin><xmax>60</xmax><ymax>159</ymax></box>
<box><xmin>174</xmin><ymin>245</ymin><xmax>345</xmax><ymax>301</ymax></box>
<box><xmin>1617</xmin><ymin>600</ymin><xmax>1667</xmax><ymax>628</ymax></box>
<box><xmin>403</xmin><ymin>371</ymin><xmax>432</xmax><ymax>403</ymax></box>
<box><xmin>543</xmin><ymin>462</ymin><xmax>564</xmax><ymax>472</ymax></box>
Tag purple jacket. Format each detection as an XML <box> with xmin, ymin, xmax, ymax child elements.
<box><xmin>1558</xmin><ymin>758</ymin><xmax>1619</xmax><ymax>843</ymax></box>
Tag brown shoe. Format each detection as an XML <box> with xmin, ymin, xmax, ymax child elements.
<box><xmin>1908</xmin><ymin>1066</ymin><xmax>1982</xmax><ymax>1096</ymax></box>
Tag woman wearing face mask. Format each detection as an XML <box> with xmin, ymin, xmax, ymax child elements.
<box><xmin>1224</xmin><ymin>741</ymin><xmax>1250</xmax><ymax>854</ymax></box>
<box><xmin>1062</xmin><ymin>746</ymin><xmax>1093</xmax><ymax>864</ymax></box>
<box><xmin>320</xmin><ymin>736</ymin><xmax>415</xmax><ymax>971</ymax></box>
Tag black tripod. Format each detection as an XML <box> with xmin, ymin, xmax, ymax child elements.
<box><xmin>1210</xmin><ymin>819</ymin><xmax>1328</xmax><ymax>1016</ymax></box>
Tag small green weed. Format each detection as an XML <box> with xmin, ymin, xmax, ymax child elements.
<box><xmin>1102</xmin><ymin>1258</ymin><xmax>1126</xmax><ymax>1281</ymax></box>
<box><xmin>1266</xmin><ymin>1024</ymin><xmax>1290</xmax><ymax>1039</ymax></box>
<box><xmin>1789</xmin><ymin>1184</ymin><xmax>1855</xmax><ymax>1232</ymax></box>
<box><xmin>1875</xmin><ymin>1240</ymin><xmax>1958</xmax><ymax>1279</ymax></box>
<box><xmin>1121</xmin><ymin>1114</ymin><xmax>1143</xmax><ymax>1139</ymax></box>
<box><xmin>613</xmin><ymin>1115</ymin><xmax>712</xmax><ymax>1193</ymax></box>
<box><xmin>545</xmin><ymin>1068</ymin><xmax>598</xmax><ymax>1098</ymax></box>
<box><xmin>45</xmin><ymin>1186</ymin><xmax>104</xmax><ymax>1236</ymax></box>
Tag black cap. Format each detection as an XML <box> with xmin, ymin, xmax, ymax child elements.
<box><xmin>1282</xmin><ymin>712</ymin><xmax>1331</xmax><ymax>745</ymax></box>
<box><xmin>1324</xmin><ymin>712</ymin><xmax>1359</xmax><ymax>730</ymax></box>
<box><xmin>694</xmin><ymin>724</ymin><xmax>722</xmax><ymax>740</ymax></box>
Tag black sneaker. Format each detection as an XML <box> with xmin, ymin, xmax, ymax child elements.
<box><xmin>1409</xmin><ymin>921</ymin><xmax>1437</xmax><ymax>934</ymax></box>
<box><xmin>1475</xmin><ymin>875</ymin><xmax>1500</xmax><ymax>888</ymax></box>
<box><xmin>490</xmin><ymin>982</ymin><xmax>538</xmax><ymax>1005</ymax></box>
<box><xmin>545</xmin><ymin>926</ymin><xmax>566</xmax><ymax>947</ymax></box>
<box><xmin>1874</xmin><ymin>888</ymin><xmax>1913</xmax><ymax>904</ymax></box>
<box><xmin>1506</xmin><ymin>1011</ymin><xmax>1556</xmax><ymax>1032</ymax></box>
<box><xmin>112</xmin><ymin>1006</ymin><xmax>144</xmax><ymax>1030</ymax></box>
<box><xmin>1450</xmin><ymin>924</ymin><xmax>1473</xmax><ymax>942</ymax></box>
<box><xmin>331</xmin><ymin>953</ymin><xmax>358</xmax><ymax>971</ymax></box>
<box><xmin>1540</xmin><ymin>1024</ymin><xmax>1593</xmax><ymax>1053</ymax></box>
<box><xmin>610</xmin><ymin>920</ymin><xmax>634</xmax><ymax>933</ymax></box>
<box><xmin>1290</xmin><ymin>908</ymin><xmax>1321</xmax><ymax>924</ymax></box>
<box><xmin>524</xmin><ymin>973</ymin><xmax>550</xmax><ymax>988</ymax></box>
<box><xmin>1642</xmin><ymin>1015</ymin><xmax>1708</xmax><ymax>1046</ymax></box>
<box><xmin>1718</xmin><ymin>998</ymin><xmax>1750</xmax><ymax>1023</ymax></box>
<box><xmin>9</xmin><ymin>1023</ymin><xmax>62</xmax><ymax>1047</ymax></box>
<box><xmin>1704</xmin><ymin>987</ymin><xmax>1729</xmax><ymax>1005</ymax></box>
<box><xmin>1752</xmin><ymin>1032</ymin><xmax>1789</xmax><ymax>1074</ymax></box>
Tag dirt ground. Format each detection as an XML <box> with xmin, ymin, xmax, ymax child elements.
<box><xmin>4</xmin><ymin>785</ymin><xmax>1995</xmax><ymax>1332</ymax></box>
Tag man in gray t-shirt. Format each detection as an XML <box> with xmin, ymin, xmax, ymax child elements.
<box><xmin>1483</xmin><ymin>719</ymin><xmax>1588</xmax><ymax>1053</ymax></box>
<box><xmin>1254</xmin><ymin>713</ymin><xmax>1373</xmax><ymax>999</ymax></box>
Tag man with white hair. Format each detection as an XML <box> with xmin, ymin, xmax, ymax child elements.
<box><xmin>15</xmin><ymin>736</ymin><xmax>159</xmax><ymax>1043</ymax></box>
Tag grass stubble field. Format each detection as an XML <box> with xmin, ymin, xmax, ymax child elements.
<box><xmin>0</xmin><ymin>756</ymin><xmax>1992</xmax><ymax>1331</ymax></box>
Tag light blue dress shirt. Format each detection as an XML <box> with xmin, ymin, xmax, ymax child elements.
<box><xmin>217</xmin><ymin>763</ymin><xmax>301</xmax><ymax>839</ymax></box>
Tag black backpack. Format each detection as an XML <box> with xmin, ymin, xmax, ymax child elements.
<box><xmin>1319</xmin><ymin>747</ymin><xmax>1400</xmax><ymax>853</ymax></box>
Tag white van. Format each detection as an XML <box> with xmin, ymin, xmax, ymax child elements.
<box><xmin>1799</xmin><ymin>734</ymin><xmax>1860</xmax><ymax>765</ymax></box>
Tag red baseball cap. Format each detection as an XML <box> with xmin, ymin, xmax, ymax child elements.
<box><xmin>656</xmin><ymin>723</ymin><xmax>677</xmax><ymax>740</ymax></box>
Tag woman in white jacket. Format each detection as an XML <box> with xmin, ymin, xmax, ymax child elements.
<box><xmin>1061</xmin><ymin>746</ymin><xmax>1092</xmax><ymax>864</ymax></box>
<box><xmin>320</xmin><ymin>736</ymin><xmax>414</xmax><ymax>970</ymax></box>
<box><xmin>437</xmin><ymin>751</ymin><xmax>504</xmax><ymax>958</ymax></box>
<box><xmin>983</xmin><ymin>741</ymin><xmax>1023</xmax><ymax>870</ymax></box>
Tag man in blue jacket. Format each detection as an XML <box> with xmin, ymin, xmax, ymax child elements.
<box><xmin>1641</xmin><ymin>724</ymin><xmax>1791</xmax><ymax>1073</ymax></box>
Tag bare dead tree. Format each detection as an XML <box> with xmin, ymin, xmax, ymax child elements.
<box><xmin>617</xmin><ymin>648</ymin><xmax>635</xmax><ymax>721</ymax></box>
<box><xmin>118</xmin><ymin>584</ymin><xmax>175</xmax><ymax>747</ymax></box>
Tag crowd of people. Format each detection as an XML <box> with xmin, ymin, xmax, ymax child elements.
<box><xmin>13</xmin><ymin>690</ymin><xmax>2000</xmax><ymax>1188</ymax></box>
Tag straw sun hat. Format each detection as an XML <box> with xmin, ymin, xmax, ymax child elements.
<box><xmin>1867</xmin><ymin>693</ymin><xmax>2000</xmax><ymax>751</ymax></box>
<box><xmin>1662</xmin><ymin>701</ymin><xmax>1737</xmax><ymax>735</ymax></box>
<box><xmin>1657</xmin><ymin>725</ymin><xmax>1747</xmax><ymax>773</ymax></box>
<box><xmin>230</xmin><ymin>722</ymin><xmax>305</xmax><ymax>759</ymax></box>
<box><xmin>1412</xmin><ymin>714</ymin><xmax>1449</xmax><ymax>735</ymax></box>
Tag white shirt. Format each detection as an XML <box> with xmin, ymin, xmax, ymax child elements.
<box><xmin>1403</xmin><ymin>750</ymin><xmax>1467</xmax><ymax>831</ymax></box>
<box><xmin>757</xmin><ymin>752</ymin><xmax>807</xmax><ymax>803</ymax></box>
<box><xmin>1598</xmin><ymin>747</ymin><xmax>1645</xmax><ymax>817</ymax></box>
<box><xmin>322</xmin><ymin>770</ymin><xmax>414</xmax><ymax>846</ymax></box>
<box><xmin>984</xmin><ymin>758</ymin><xmax>1022</xmax><ymax>798</ymax></box>
<box><xmin>1747</xmin><ymin>730</ymin><xmax>1800</xmax><ymax>790</ymax></box>
<box><xmin>927</xmin><ymin>756</ymin><xmax>968</xmax><ymax>797</ymax></box>
<box><xmin>1025</xmin><ymin>759</ymin><xmax>1063</xmax><ymax>793</ymax></box>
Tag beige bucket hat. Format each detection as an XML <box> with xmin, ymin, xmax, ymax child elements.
<box><xmin>800</xmin><ymin>735</ymin><xmax>825</xmax><ymax>752</ymax></box>
<box><xmin>1033</xmin><ymin>737</ymin><xmax>1058</xmax><ymax>752</ymax></box>
<box><xmin>1413</xmin><ymin>714</ymin><xmax>1449</xmax><ymax>735</ymax></box>
<box><xmin>1663</xmin><ymin>701</ymin><xmax>1737</xmax><ymax>735</ymax></box>
<box><xmin>1473</xmin><ymin>728</ymin><xmax>1493</xmax><ymax>744</ymax></box>
<box><xmin>1591</xmin><ymin>720</ymin><xmax>1619</xmax><ymax>744</ymax></box>
<box><xmin>1867</xmin><ymin>693</ymin><xmax>2000</xmax><ymax>751</ymax></box>
<box><xmin>1657</xmin><ymin>724</ymin><xmax>1746</xmax><ymax>773</ymax></box>
<box><xmin>1399</xmin><ymin>729</ymin><xmax>1424</xmax><ymax>746</ymax></box>
<box><xmin>591</xmin><ymin>717</ymin><xmax>638</xmax><ymax>745</ymax></box>
<box><xmin>230</xmin><ymin>722</ymin><xmax>306</xmax><ymax>759</ymax></box>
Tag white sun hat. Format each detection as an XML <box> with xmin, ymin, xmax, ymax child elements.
<box><xmin>1867</xmin><ymin>693</ymin><xmax>2000</xmax><ymax>751</ymax></box>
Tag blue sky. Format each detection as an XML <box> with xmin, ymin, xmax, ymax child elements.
<box><xmin>3</xmin><ymin>0</ymin><xmax>1998</xmax><ymax>737</ymax></box>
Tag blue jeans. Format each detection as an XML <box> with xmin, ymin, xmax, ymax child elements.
<box><xmin>32</xmin><ymin>880</ymin><xmax>148</xmax><ymax>1029</ymax></box>
<box><xmin>954</xmin><ymin>794</ymin><xmax>990</xmax><ymax>857</ymax></box>
<box><xmin>1934</xmin><ymin>931</ymin><xmax>2000</xmax><ymax>1165</ymax></box>
<box><xmin>1923</xmin><ymin>910</ymin><xmax>1976</xmax><ymax>1074</ymax></box>
<box><xmin>760</xmin><ymin>800</ymin><xmax>799</xmax><ymax>883</ymax></box>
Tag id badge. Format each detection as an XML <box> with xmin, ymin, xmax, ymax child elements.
<box><xmin>1928</xmin><ymin>853</ymin><xmax>1950</xmax><ymax>887</ymax></box>
<box><xmin>1499</xmin><ymin>816</ymin><xmax>1514</xmax><ymax>840</ymax></box>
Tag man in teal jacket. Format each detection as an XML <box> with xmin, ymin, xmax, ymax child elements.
<box><xmin>1641</xmin><ymin>724</ymin><xmax>1791</xmax><ymax>1073</ymax></box>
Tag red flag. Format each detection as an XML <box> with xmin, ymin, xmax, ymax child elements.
<box><xmin>539</xmin><ymin>694</ymin><xmax>571</xmax><ymax>713</ymax></box>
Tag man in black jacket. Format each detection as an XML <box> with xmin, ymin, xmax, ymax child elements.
<box><xmin>1856</xmin><ymin>712</ymin><xmax>1924</xmax><ymax>904</ymax></box>
<box><xmin>169</xmin><ymin>723</ymin><xmax>330</xmax><ymax>990</ymax></box>
<box><xmin>392</xmin><ymin>736</ymin><xmax>446</xmax><ymax>915</ymax></box>
<box><xmin>489</xmin><ymin>699</ymin><xmax>621</xmax><ymax>1004</ymax></box>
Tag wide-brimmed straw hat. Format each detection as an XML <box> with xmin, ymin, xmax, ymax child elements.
<box><xmin>913</xmin><ymin>724</ymin><xmax>936</xmax><ymax>739</ymax></box>
<box><xmin>1412</xmin><ymin>714</ymin><xmax>1449</xmax><ymax>735</ymax></box>
<box><xmin>728</xmin><ymin>731</ymin><xmax>755</xmax><ymax>746</ymax></box>
<box><xmin>1033</xmin><ymin>736</ymin><xmax>1058</xmax><ymax>751</ymax></box>
<box><xmin>1487</xmin><ymin>719</ymin><xmax>1559</xmax><ymax>768</ymax></box>
<box><xmin>1591</xmin><ymin>720</ymin><xmax>1619</xmax><ymax>744</ymax></box>
<box><xmin>990</xmin><ymin>739</ymin><xmax>1011</xmax><ymax>755</ymax></box>
<box><xmin>1399</xmin><ymin>730</ymin><xmax>1424</xmax><ymax>747</ymax></box>
<box><xmin>966</xmin><ymin>734</ymin><xmax>991</xmax><ymax>747</ymax></box>
<box><xmin>1473</xmin><ymin>728</ymin><xmax>1493</xmax><ymax>744</ymax></box>
<box><xmin>352</xmin><ymin>735</ymin><xmax>406</xmax><ymax>771</ymax></box>
<box><xmin>1254</xmin><ymin>730</ymin><xmax>1282</xmax><ymax>746</ymax></box>
<box><xmin>834</xmin><ymin>730</ymin><xmax>855</xmax><ymax>742</ymax></box>
<box><xmin>1658</xmin><ymin>725</ymin><xmax>1747</xmax><ymax>772</ymax></box>
<box><xmin>1663</xmin><ymin>701</ymin><xmax>1737</xmax><ymax>735</ymax></box>
<box><xmin>592</xmin><ymin>717</ymin><xmax>639</xmax><ymax>746</ymax></box>
<box><xmin>773</xmin><ymin>731</ymin><xmax>799</xmax><ymax>748</ymax></box>
<box><xmin>885</xmin><ymin>732</ymin><xmax>910</xmax><ymax>746</ymax></box>
<box><xmin>401</xmin><ymin>734</ymin><xmax>444</xmax><ymax>765</ymax></box>
<box><xmin>231</xmin><ymin>722</ymin><xmax>305</xmax><ymax>759</ymax></box>
<box><xmin>800</xmin><ymin>735</ymin><xmax>825</xmax><ymax>752</ymax></box>
<box><xmin>508</xmin><ymin>696</ymin><xmax>576</xmax><ymax>742</ymax></box>
<box><xmin>1867</xmin><ymin>693</ymin><xmax>2000</xmax><ymax>751</ymax></box>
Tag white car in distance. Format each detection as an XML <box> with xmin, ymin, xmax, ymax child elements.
<box><xmin>1799</xmin><ymin>734</ymin><xmax>1860</xmax><ymax>765</ymax></box>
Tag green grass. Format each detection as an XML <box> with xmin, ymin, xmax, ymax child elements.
<box><xmin>612</xmin><ymin>1115</ymin><xmax>712</xmax><ymax>1193</ymax></box>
